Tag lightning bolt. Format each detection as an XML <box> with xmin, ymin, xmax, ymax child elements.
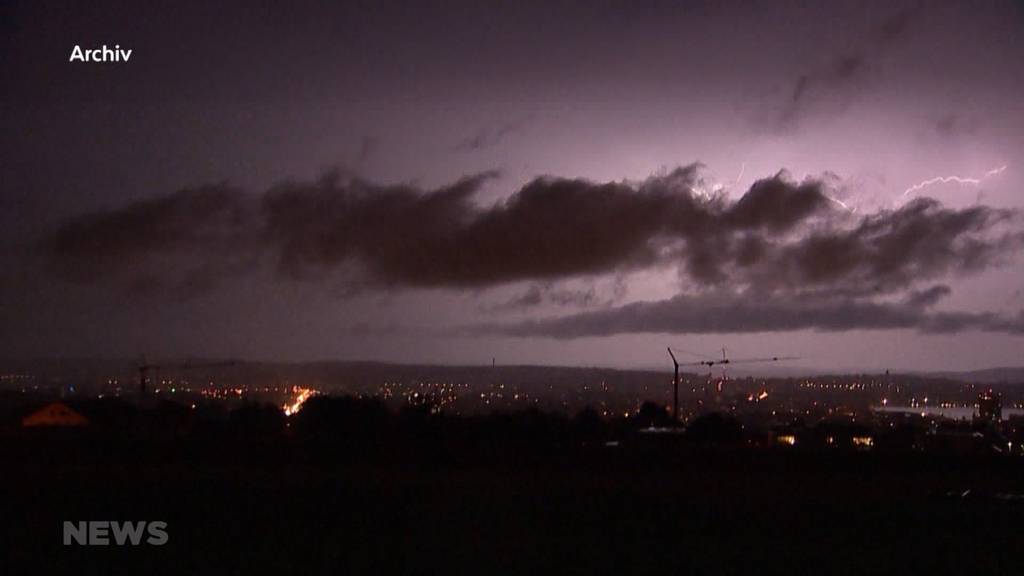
<box><xmin>714</xmin><ymin>163</ymin><xmax>853</xmax><ymax>213</ymax></box>
<box><xmin>733</xmin><ymin>162</ymin><xmax>746</xmax><ymax>188</ymax></box>
<box><xmin>901</xmin><ymin>165</ymin><xmax>1007</xmax><ymax>199</ymax></box>
<box><xmin>826</xmin><ymin>195</ymin><xmax>854</xmax><ymax>212</ymax></box>
<box><xmin>984</xmin><ymin>165</ymin><xmax>1008</xmax><ymax>178</ymax></box>
<box><xmin>694</xmin><ymin>163</ymin><xmax>747</xmax><ymax>198</ymax></box>
<box><xmin>703</xmin><ymin>162</ymin><xmax>747</xmax><ymax>196</ymax></box>
<box><xmin>798</xmin><ymin>169</ymin><xmax>855</xmax><ymax>213</ymax></box>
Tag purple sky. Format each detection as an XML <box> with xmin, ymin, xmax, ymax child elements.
<box><xmin>2</xmin><ymin>0</ymin><xmax>1024</xmax><ymax>371</ymax></box>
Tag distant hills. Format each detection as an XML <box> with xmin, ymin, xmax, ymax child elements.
<box><xmin>728</xmin><ymin>365</ymin><xmax>1024</xmax><ymax>383</ymax></box>
<box><xmin>2</xmin><ymin>358</ymin><xmax>1022</xmax><ymax>386</ymax></box>
<box><xmin>926</xmin><ymin>367</ymin><xmax>1024</xmax><ymax>384</ymax></box>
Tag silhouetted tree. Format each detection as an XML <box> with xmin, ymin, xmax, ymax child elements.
<box><xmin>574</xmin><ymin>406</ymin><xmax>607</xmax><ymax>440</ymax></box>
<box><xmin>686</xmin><ymin>412</ymin><xmax>743</xmax><ymax>444</ymax></box>
<box><xmin>635</xmin><ymin>401</ymin><xmax>673</xmax><ymax>429</ymax></box>
<box><xmin>292</xmin><ymin>396</ymin><xmax>390</xmax><ymax>443</ymax></box>
<box><xmin>229</xmin><ymin>402</ymin><xmax>285</xmax><ymax>435</ymax></box>
<box><xmin>72</xmin><ymin>397</ymin><xmax>138</xmax><ymax>431</ymax></box>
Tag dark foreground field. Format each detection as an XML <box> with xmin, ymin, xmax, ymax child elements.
<box><xmin>3</xmin><ymin>430</ymin><xmax>1023</xmax><ymax>576</ymax></box>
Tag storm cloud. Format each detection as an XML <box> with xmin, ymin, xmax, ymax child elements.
<box><xmin>39</xmin><ymin>164</ymin><xmax>1021</xmax><ymax>306</ymax></box>
<box><xmin>772</xmin><ymin>9</ymin><xmax>916</xmax><ymax>131</ymax></box>
<box><xmin>42</xmin><ymin>184</ymin><xmax>262</xmax><ymax>297</ymax></box>
<box><xmin>476</xmin><ymin>290</ymin><xmax>1024</xmax><ymax>339</ymax></box>
<box><xmin>452</xmin><ymin>118</ymin><xmax>529</xmax><ymax>153</ymax></box>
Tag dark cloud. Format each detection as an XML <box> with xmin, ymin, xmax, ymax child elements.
<box><xmin>932</xmin><ymin>113</ymin><xmax>980</xmax><ymax>138</ymax></box>
<box><xmin>723</xmin><ymin>175</ymin><xmax>829</xmax><ymax>231</ymax></box>
<box><xmin>476</xmin><ymin>291</ymin><xmax>1024</xmax><ymax>339</ymax></box>
<box><xmin>452</xmin><ymin>118</ymin><xmax>529</xmax><ymax>153</ymax></box>
<box><xmin>485</xmin><ymin>285</ymin><xmax>594</xmax><ymax>313</ymax></box>
<box><xmin>773</xmin><ymin>9</ymin><xmax>915</xmax><ymax>131</ymax></box>
<box><xmin>775</xmin><ymin>56</ymin><xmax>866</xmax><ymax>131</ymax></box>
<box><xmin>41</xmin><ymin>184</ymin><xmax>261</xmax><ymax>298</ymax></box>
<box><xmin>904</xmin><ymin>284</ymin><xmax>953</xmax><ymax>308</ymax></box>
<box><xmin>483</xmin><ymin>282</ymin><xmax>624</xmax><ymax>314</ymax></box>
<box><xmin>38</xmin><ymin>164</ymin><xmax>1021</xmax><ymax>305</ymax></box>
<box><xmin>735</xmin><ymin>198</ymin><xmax>1021</xmax><ymax>296</ymax></box>
<box><xmin>261</xmin><ymin>168</ymin><xmax>676</xmax><ymax>286</ymax></box>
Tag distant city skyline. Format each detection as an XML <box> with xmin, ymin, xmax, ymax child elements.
<box><xmin>3</xmin><ymin>0</ymin><xmax>1024</xmax><ymax>371</ymax></box>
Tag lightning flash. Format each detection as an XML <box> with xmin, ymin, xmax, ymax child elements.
<box><xmin>902</xmin><ymin>165</ymin><xmax>1007</xmax><ymax>198</ymax></box>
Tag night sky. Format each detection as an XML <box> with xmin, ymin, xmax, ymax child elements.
<box><xmin>2</xmin><ymin>0</ymin><xmax>1024</xmax><ymax>371</ymax></box>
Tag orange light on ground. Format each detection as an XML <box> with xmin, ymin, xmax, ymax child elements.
<box><xmin>283</xmin><ymin>387</ymin><xmax>316</xmax><ymax>416</ymax></box>
<box><xmin>852</xmin><ymin>436</ymin><xmax>874</xmax><ymax>448</ymax></box>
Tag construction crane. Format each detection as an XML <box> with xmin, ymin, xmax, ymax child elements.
<box><xmin>138</xmin><ymin>360</ymin><xmax>236</xmax><ymax>395</ymax></box>
<box><xmin>667</xmin><ymin>347</ymin><xmax>797</xmax><ymax>424</ymax></box>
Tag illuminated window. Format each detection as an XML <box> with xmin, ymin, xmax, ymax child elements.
<box><xmin>852</xmin><ymin>436</ymin><xmax>874</xmax><ymax>448</ymax></box>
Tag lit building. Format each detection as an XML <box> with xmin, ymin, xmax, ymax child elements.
<box><xmin>976</xmin><ymin>390</ymin><xmax>1002</xmax><ymax>424</ymax></box>
<box><xmin>851</xmin><ymin>436</ymin><xmax>874</xmax><ymax>449</ymax></box>
<box><xmin>776</xmin><ymin>434</ymin><xmax>796</xmax><ymax>446</ymax></box>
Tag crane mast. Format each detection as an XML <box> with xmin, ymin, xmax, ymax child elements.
<box><xmin>667</xmin><ymin>347</ymin><xmax>797</xmax><ymax>423</ymax></box>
